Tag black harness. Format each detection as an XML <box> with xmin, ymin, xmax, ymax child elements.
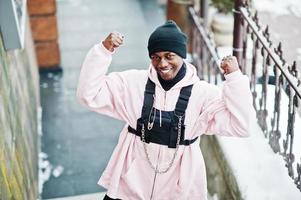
<box><xmin>128</xmin><ymin>79</ymin><xmax>198</xmax><ymax>148</ymax></box>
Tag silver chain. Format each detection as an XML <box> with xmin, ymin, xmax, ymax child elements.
<box><xmin>141</xmin><ymin>116</ymin><xmax>183</xmax><ymax>174</ymax></box>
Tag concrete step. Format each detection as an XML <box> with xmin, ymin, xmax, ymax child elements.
<box><xmin>46</xmin><ymin>192</ymin><xmax>106</xmax><ymax>200</ymax></box>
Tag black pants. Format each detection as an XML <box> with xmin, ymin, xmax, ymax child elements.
<box><xmin>103</xmin><ymin>194</ymin><xmax>121</xmax><ymax>200</ymax></box>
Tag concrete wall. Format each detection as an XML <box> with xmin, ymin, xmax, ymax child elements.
<box><xmin>200</xmin><ymin>135</ymin><xmax>242</xmax><ymax>200</ymax></box>
<box><xmin>0</xmin><ymin>16</ymin><xmax>40</xmax><ymax>200</ymax></box>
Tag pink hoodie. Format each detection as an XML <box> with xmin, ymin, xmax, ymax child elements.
<box><xmin>77</xmin><ymin>43</ymin><xmax>256</xmax><ymax>200</ymax></box>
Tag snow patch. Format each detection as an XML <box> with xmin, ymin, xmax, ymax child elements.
<box><xmin>39</xmin><ymin>152</ymin><xmax>52</xmax><ymax>194</ymax></box>
<box><xmin>216</xmin><ymin>83</ymin><xmax>301</xmax><ymax>199</ymax></box>
<box><xmin>53</xmin><ymin>165</ymin><xmax>64</xmax><ymax>178</ymax></box>
<box><xmin>253</xmin><ymin>0</ymin><xmax>301</xmax><ymax>17</ymax></box>
<box><xmin>39</xmin><ymin>152</ymin><xmax>65</xmax><ymax>195</ymax></box>
<box><xmin>297</xmin><ymin>48</ymin><xmax>301</xmax><ymax>62</ymax></box>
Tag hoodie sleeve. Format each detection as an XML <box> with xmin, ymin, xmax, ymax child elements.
<box><xmin>76</xmin><ymin>43</ymin><xmax>131</xmax><ymax>122</ymax></box>
<box><xmin>198</xmin><ymin>70</ymin><xmax>256</xmax><ymax>137</ymax></box>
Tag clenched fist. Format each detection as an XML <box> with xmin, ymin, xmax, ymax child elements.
<box><xmin>220</xmin><ymin>55</ymin><xmax>239</xmax><ymax>74</ymax></box>
<box><xmin>102</xmin><ymin>32</ymin><xmax>124</xmax><ymax>52</ymax></box>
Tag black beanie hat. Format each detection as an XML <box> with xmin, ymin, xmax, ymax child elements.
<box><xmin>148</xmin><ymin>20</ymin><xmax>187</xmax><ymax>58</ymax></box>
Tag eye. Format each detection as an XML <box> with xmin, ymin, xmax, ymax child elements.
<box><xmin>151</xmin><ymin>55</ymin><xmax>160</xmax><ymax>62</ymax></box>
<box><xmin>166</xmin><ymin>54</ymin><xmax>175</xmax><ymax>60</ymax></box>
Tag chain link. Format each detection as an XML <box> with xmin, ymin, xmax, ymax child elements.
<box><xmin>141</xmin><ymin>116</ymin><xmax>183</xmax><ymax>174</ymax></box>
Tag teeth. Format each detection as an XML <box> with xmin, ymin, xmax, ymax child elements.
<box><xmin>160</xmin><ymin>68</ymin><xmax>171</xmax><ymax>74</ymax></box>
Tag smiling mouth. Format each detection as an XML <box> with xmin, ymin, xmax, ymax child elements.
<box><xmin>159</xmin><ymin>68</ymin><xmax>172</xmax><ymax>74</ymax></box>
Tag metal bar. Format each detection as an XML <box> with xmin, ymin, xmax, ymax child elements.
<box><xmin>189</xmin><ymin>3</ymin><xmax>301</xmax><ymax>192</ymax></box>
<box><xmin>269</xmin><ymin>67</ymin><xmax>282</xmax><ymax>153</ymax></box>
<box><xmin>232</xmin><ymin>0</ymin><xmax>245</xmax><ymax>66</ymax></box>
<box><xmin>250</xmin><ymin>39</ymin><xmax>258</xmax><ymax>110</ymax></box>
<box><xmin>200</xmin><ymin>0</ymin><xmax>208</xmax><ymax>27</ymax></box>
<box><xmin>239</xmin><ymin>7</ymin><xmax>301</xmax><ymax>99</ymax></box>
<box><xmin>188</xmin><ymin>7</ymin><xmax>221</xmax><ymax>70</ymax></box>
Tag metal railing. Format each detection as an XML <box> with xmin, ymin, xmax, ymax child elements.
<box><xmin>188</xmin><ymin>7</ymin><xmax>222</xmax><ymax>84</ymax></box>
<box><xmin>188</xmin><ymin>0</ymin><xmax>301</xmax><ymax>191</ymax></box>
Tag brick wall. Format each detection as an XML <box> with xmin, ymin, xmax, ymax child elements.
<box><xmin>28</xmin><ymin>0</ymin><xmax>61</xmax><ymax>69</ymax></box>
<box><xmin>0</xmin><ymin>16</ymin><xmax>40</xmax><ymax>200</ymax></box>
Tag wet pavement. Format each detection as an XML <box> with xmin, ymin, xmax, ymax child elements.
<box><xmin>40</xmin><ymin>0</ymin><xmax>165</xmax><ymax>199</ymax></box>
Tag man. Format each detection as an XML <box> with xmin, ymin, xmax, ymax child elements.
<box><xmin>77</xmin><ymin>20</ymin><xmax>255</xmax><ymax>200</ymax></box>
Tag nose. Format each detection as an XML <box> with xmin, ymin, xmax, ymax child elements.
<box><xmin>158</xmin><ymin>57</ymin><xmax>168</xmax><ymax>68</ymax></box>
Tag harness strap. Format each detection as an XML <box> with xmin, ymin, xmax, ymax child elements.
<box><xmin>141</xmin><ymin>79</ymin><xmax>193</xmax><ymax>119</ymax></box>
<box><xmin>128</xmin><ymin>126</ymin><xmax>198</xmax><ymax>146</ymax></box>
<box><xmin>138</xmin><ymin>78</ymin><xmax>195</xmax><ymax>148</ymax></box>
<box><xmin>175</xmin><ymin>84</ymin><xmax>193</xmax><ymax>116</ymax></box>
<box><xmin>169</xmin><ymin>84</ymin><xmax>193</xmax><ymax>148</ymax></box>
<box><xmin>141</xmin><ymin>79</ymin><xmax>155</xmax><ymax>120</ymax></box>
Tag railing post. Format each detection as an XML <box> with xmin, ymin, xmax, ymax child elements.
<box><xmin>200</xmin><ymin>0</ymin><xmax>208</xmax><ymax>27</ymax></box>
<box><xmin>166</xmin><ymin>0</ymin><xmax>193</xmax><ymax>53</ymax></box>
<box><xmin>232</xmin><ymin>0</ymin><xmax>245</xmax><ymax>67</ymax></box>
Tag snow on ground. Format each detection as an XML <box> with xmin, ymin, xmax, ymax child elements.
<box><xmin>262</xmin><ymin>84</ymin><xmax>301</xmax><ymax>174</ymax></box>
<box><xmin>218</xmin><ymin>121</ymin><xmax>301</xmax><ymax>199</ymax></box>
<box><xmin>216</xmin><ymin>84</ymin><xmax>301</xmax><ymax>199</ymax></box>
<box><xmin>215</xmin><ymin>44</ymin><xmax>301</xmax><ymax>198</ymax></box>
<box><xmin>208</xmin><ymin>0</ymin><xmax>301</xmax><ymax>198</ymax></box>
<box><xmin>38</xmin><ymin>107</ymin><xmax>65</xmax><ymax>196</ymax></box>
<box><xmin>253</xmin><ymin>0</ymin><xmax>301</xmax><ymax>17</ymax></box>
<box><xmin>217</xmin><ymin>34</ymin><xmax>301</xmax><ymax>179</ymax></box>
<box><xmin>297</xmin><ymin>48</ymin><xmax>301</xmax><ymax>62</ymax></box>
